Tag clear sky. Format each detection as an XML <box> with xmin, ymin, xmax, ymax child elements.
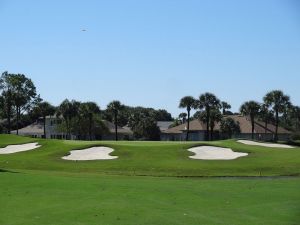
<box><xmin>1</xmin><ymin>0</ymin><xmax>300</xmax><ymax>117</ymax></box>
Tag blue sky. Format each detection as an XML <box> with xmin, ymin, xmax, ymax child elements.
<box><xmin>1</xmin><ymin>0</ymin><xmax>300</xmax><ymax>117</ymax></box>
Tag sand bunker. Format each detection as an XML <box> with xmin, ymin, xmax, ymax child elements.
<box><xmin>237</xmin><ymin>140</ymin><xmax>294</xmax><ymax>149</ymax></box>
<box><xmin>188</xmin><ymin>146</ymin><xmax>248</xmax><ymax>160</ymax></box>
<box><xmin>62</xmin><ymin>147</ymin><xmax>118</xmax><ymax>161</ymax></box>
<box><xmin>0</xmin><ymin>142</ymin><xmax>41</xmax><ymax>154</ymax></box>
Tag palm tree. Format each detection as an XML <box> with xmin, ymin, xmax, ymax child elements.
<box><xmin>198</xmin><ymin>108</ymin><xmax>222</xmax><ymax>141</ymax></box>
<box><xmin>220</xmin><ymin>117</ymin><xmax>241</xmax><ymax>139</ymax></box>
<box><xmin>197</xmin><ymin>93</ymin><xmax>220</xmax><ymax>141</ymax></box>
<box><xmin>57</xmin><ymin>99</ymin><xmax>80</xmax><ymax>139</ymax></box>
<box><xmin>209</xmin><ymin>108</ymin><xmax>222</xmax><ymax>140</ymax></box>
<box><xmin>264</xmin><ymin>90</ymin><xmax>291</xmax><ymax>141</ymax></box>
<box><xmin>79</xmin><ymin>102</ymin><xmax>101</xmax><ymax>140</ymax></box>
<box><xmin>178</xmin><ymin>112</ymin><xmax>187</xmax><ymax>124</ymax></box>
<box><xmin>221</xmin><ymin>101</ymin><xmax>231</xmax><ymax>115</ymax></box>
<box><xmin>179</xmin><ymin>96</ymin><xmax>196</xmax><ymax>141</ymax></box>
<box><xmin>259</xmin><ymin>104</ymin><xmax>274</xmax><ymax>135</ymax></box>
<box><xmin>35</xmin><ymin>101</ymin><xmax>56</xmax><ymax>138</ymax></box>
<box><xmin>240</xmin><ymin>101</ymin><xmax>261</xmax><ymax>140</ymax></box>
<box><xmin>107</xmin><ymin>100</ymin><xmax>124</xmax><ymax>141</ymax></box>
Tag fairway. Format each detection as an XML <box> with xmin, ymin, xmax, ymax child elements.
<box><xmin>1</xmin><ymin>172</ymin><xmax>300</xmax><ymax>225</ymax></box>
<box><xmin>1</xmin><ymin>135</ymin><xmax>300</xmax><ymax>224</ymax></box>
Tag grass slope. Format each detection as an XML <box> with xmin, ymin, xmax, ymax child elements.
<box><xmin>1</xmin><ymin>172</ymin><xmax>300</xmax><ymax>225</ymax></box>
<box><xmin>1</xmin><ymin>135</ymin><xmax>300</xmax><ymax>177</ymax></box>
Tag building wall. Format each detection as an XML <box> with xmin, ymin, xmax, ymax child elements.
<box><xmin>102</xmin><ymin>133</ymin><xmax>132</xmax><ymax>141</ymax></box>
<box><xmin>160</xmin><ymin>133</ymin><xmax>184</xmax><ymax>141</ymax></box>
<box><xmin>233</xmin><ymin>133</ymin><xmax>291</xmax><ymax>141</ymax></box>
<box><xmin>45</xmin><ymin>117</ymin><xmax>75</xmax><ymax>139</ymax></box>
<box><xmin>162</xmin><ymin>132</ymin><xmax>291</xmax><ymax>142</ymax></box>
<box><xmin>161</xmin><ymin>131</ymin><xmax>206</xmax><ymax>141</ymax></box>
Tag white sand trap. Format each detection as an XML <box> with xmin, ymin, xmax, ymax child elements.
<box><xmin>62</xmin><ymin>147</ymin><xmax>118</xmax><ymax>161</ymax></box>
<box><xmin>237</xmin><ymin>140</ymin><xmax>294</xmax><ymax>149</ymax></box>
<box><xmin>188</xmin><ymin>146</ymin><xmax>248</xmax><ymax>160</ymax></box>
<box><xmin>0</xmin><ymin>142</ymin><xmax>41</xmax><ymax>154</ymax></box>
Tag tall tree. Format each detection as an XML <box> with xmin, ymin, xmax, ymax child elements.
<box><xmin>240</xmin><ymin>101</ymin><xmax>261</xmax><ymax>140</ymax></box>
<box><xmin>57</xmin><ymin>99</ymin><xmax>80</xmax><ymax>139</ymax></box>
<box><xmin>197</xmin><ymin>93</ymin><xmax>221</xmax><ymax>141</ymax></box>
<box><xmin>221</xmin><ymin>101</ymin><xmax>231</xmax><ymax>115</ymax></box>
<box><xmin>209</xmin><ymin>108</ymin><xmax>223</xmax><ymax>140</ymax></box>
<box><xmin>291</xmin><ymin>106</ymin><xmax>300</xmax><ymax>131</ymax></box>
<box><xmin>0</xmin><ymin>72</ymin><xmax>15</xmax><ymax>133</ymax></box>
<box><xmin>178</xmin><ymin>112</ymin><xmax>187</xmax><ymax>124</ymax></box>
<box><xmin>153</xmin><ymin>109</ymin><xmax>173</xmax><ymax>121</ymax></box>
<box><xmin>0</xmin><ymin>90</ymin><xmax>14</xmax><ymax>133</ymax></box>
<box><xmin>3</xmin><ymin>73</ymin><xmax>38</xmax><ymax>135</ymax></box>
<box><xmin>79</xmin><ymin>102</ymin><xmax>101</xmax><ymax>140</ymax></box>
<box><xmin>263</xmin><ymin>90</ymin><xmax>291</xmax><ymax>141</ymax></box>
<box><xmin>107</xmin><ymin>101</ymin><xmax>124</xmax><ymax>141</ymax></box>
<box><xmin>198</xmin><ymin>108</ymin><xmax>222</xmax><ymax>141</ymax></box>
<box><xmin>220</xmin><ymin>117</ymin><xmax>241</xmax><ymax>139</ymax></box>
<box><xmin>34</xmin><ymin>101</ymin><xmax>56</xmax><ymax>138</ymax></box>
<box><xmin>259</xmin><ymin>104</ymin><xmax>274</xmax><ymax>135</ymax></box>
<box><xmin>129</xmin><ymin>112</ymin><xmax>160</xmax><ymax>140</ymax></box>
<box><xmin>179</xmin><ymin>96</ymin><xmax>196</xmax><ymax>141</ymax></box>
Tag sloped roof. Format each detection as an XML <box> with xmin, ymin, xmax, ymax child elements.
<box><xmin>163</xmin><ymin>115</ymin><xmax>291</xmax><ymax>134</ymax></box>
<box><xmin>254</xmin><ymin>119</ymin><xmax>291</xmax><ymax>134</ymax></box>
<box><xmin>11</xmin><ymin>122</ymin><xmax>44</xmax><ymax>135</ymax></box>
<box><xmin>163</xmin><ymin>120</ymin><xmax>208</xmax><ymax>134</ymax></box>
<box><xmin>157</xmin><ymin>121</ymin><xmax>173</xmax><ymax>131</ymax></box>
<box><xmin>102</xmin><ymin>120</ymin><xmax>133</xmax><ymax>134</ymax></box>
<box><xmin>12</xmin><ymin>120</ymin><xmax>133</xmax><ymax>136</ymax></box>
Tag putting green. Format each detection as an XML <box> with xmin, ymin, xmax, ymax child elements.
<box><xmin>0</xmin><ymin>135</ymin><xmax>300</xmax><ymax>177</ymax></box>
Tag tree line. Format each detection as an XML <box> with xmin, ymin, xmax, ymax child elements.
<box><xmin>1</xmin><ymin>71</ymin><xmax>299</xmax><ymax>142</ymax></box>
<box><xmin>179</xmin><ymin>90</ymin><xmax>300</xmax><ymax>142</ymax></box>
<box><xmin>0</xmin><ymin>72</ymin><xmax>172</xmax><ymax>140</ymax></box>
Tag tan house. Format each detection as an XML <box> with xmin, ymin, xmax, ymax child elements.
<box><xmin>12</xmin><ymin>116</ymin><xmax>133</xmax><ymax>140</ymax></box>
<box><xmin>161</xmin><ymin>115</ymin><xmax>291</xmax><ymax>141</ymax></box>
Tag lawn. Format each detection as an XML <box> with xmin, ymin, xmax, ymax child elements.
<box><xmin>1</xmin><ymin>172</ymin><xmax>300</xmax><ymax>225</ymax></box>
<box><xmin>1</xmin><ymin>134</ymin><xmax>300</xmax><ymax>225</ymax></box>
<box><xmin>1</xmin><ymin>134</ymin><xmax>300</xmax><ymax>177</ymax></box>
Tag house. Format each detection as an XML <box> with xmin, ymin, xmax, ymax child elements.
<box><xmin>161</xmin><ymin>115</ymin><xmax>291</xmax><ymax>141</ymax></box>
<box><xmin>11</xmin><ymin>116</ymin><xmax>75</xmax><ymax>139</ymax></box>
<box><xmin>12</xmin><ymin>116</ymin><xmax>133</xmax><ymax>140</ymax></box>
<box><xmin>101</xmin><ymin>120</ymin><xmax>133</xmax><ymax>140</ymax></box>
<box><xmin>11</xmin><ymin>121</ymin><xmax>45</xmax><ymax>138</ymax></box>
<box><xmin>156</xmin><ymin>121</ymin><xmax>173</xmax><ymax>132</ymax></box>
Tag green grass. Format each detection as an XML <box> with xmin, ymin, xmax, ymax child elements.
<box><xmin>1</xmin><ymin>134</ymin><xmax>300</xmax><ymax>177</ymax></box>
<box><xmin>1</xmin><ymin>172</ymin><xmax>300</xmax><ymax>225</ymax></box>
<box><xmin>1</xmin><ymin>134</ymin><xmax>300</xmax><ymax>225</ymax></box>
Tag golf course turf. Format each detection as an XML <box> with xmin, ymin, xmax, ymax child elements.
<box><xmin>1</xmin><ymin>134</ymin><xmax>300</xmax><ymax>224</ymax></box>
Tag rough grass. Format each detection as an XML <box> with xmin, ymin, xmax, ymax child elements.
<box><xmin>1</xmin><ymin>135</ymin><xmax>300</xmax><ymax>177</ymax></box>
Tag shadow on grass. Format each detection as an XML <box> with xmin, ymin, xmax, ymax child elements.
<box><xmin>0</xmin><ymin>168</ymin><xmax>19</xmax><ymax>173</ymax></box>
<box><xmin>287</xmin><ymin>140</ymin><xmax>300</xmax><ymax>147</ymax></box>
